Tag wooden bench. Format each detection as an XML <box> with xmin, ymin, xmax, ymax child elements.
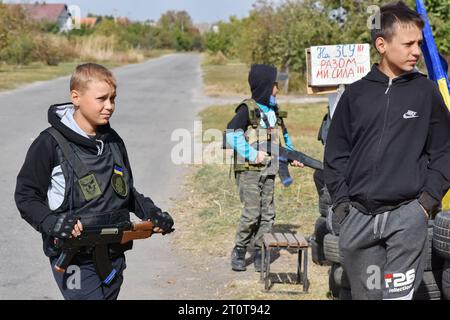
<box><xmin>261</xmin><ymin>232</ymin><xmax>310</xmax><ymax>292</ymax></box>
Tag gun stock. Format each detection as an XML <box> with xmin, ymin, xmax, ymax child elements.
<box><xmin>121</xmin><ymin>230</ymin><xmax>153</xmax><ymax>244</ymax></box>
<box><xmin>132</xmin><ymin>221</ymin><xmax>154</xmax><ymax>232</ymax></box>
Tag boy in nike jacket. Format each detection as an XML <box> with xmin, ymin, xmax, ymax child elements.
<box><xmin>15</xmin><ymin>63</ymin><xmax>174</xmax><ymax>300</ymax></box>
<box><xmin>324</xmin><ymin>1</ymin><xmax>450</xmax><ymax>300</ymax></box>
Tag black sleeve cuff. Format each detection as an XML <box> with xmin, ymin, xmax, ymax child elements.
<box><xmin>39</xmin><ymin>215</ymin><xmax>58</xmax><ymax>235</ymax></box>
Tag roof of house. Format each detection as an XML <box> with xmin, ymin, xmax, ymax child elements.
<box><xmin>115</xmin><ymin>17</ymin><xmax>130</xmax><ymax>25</ymax></box>
<box><xmin>8</xmin><ymin>3</ymin><xmax>69</xmax><ymax>22</ymax></box>
<box><xmin>80</xmin><ymin>17</ymin><xmax>98</xmax><ymax>27</ymax></box>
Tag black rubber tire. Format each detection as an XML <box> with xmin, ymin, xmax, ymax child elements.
<box><xmin>312</xmin><ymin>217</ymin><xmax>330</xmax><ymax>265</ymax></box>
<box><xmin>324</xmin><ymin>234</ymin><xmax>341</xmax><ymax>264</ymax></box>
<box><xmin>425</xmin><ymin>220</ymin><xmax>444</xmax><ymax>271</ymax></box>
<box><xmin>311</xmin><ymin>238</ymin><xmax>324</xmax><ymax>265</ymax></box>
<box><xmin>314</xmin><ymin>217</ymin><xmax>329</xmax><ymax>243</ymax></box>
<box><xmin>338</xmin><ymin>288</ymin><xmax>352</xmax><ymax>300</ymax></box>
<box><xmin>413</xmin><ymin>270</ymin><xmax>442</xmax><ymax>300</ymax></box>
<box><xmin>442</xmin><ymin>261</ymin><xmax>450</xmax><ymax>300</ymax></box>
<box><xmin>328</xmin><ymin>263</ymin><xmax>341</xmax><ymax>299</ymax></box>
<box><xmin>319</xmin><ymin>187</ymin><xmax>332</xmax><ymax>218</ymax></box>
<box><xmin>433</xmin><ymin>211</ymin><xmax>450</xmax><ymax>260</ymax></box>
<box><xmin>333</xmin><ymin>264</ymin><xmax>351</xmax><ymax>289</ymax></box>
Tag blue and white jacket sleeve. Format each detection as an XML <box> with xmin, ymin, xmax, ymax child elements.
<box><xmin>283</xmin><ymin>131</ymin><xmax>296</xmax><ymax>152</ymax></box>
<box><xmin>226</xmin><ymin>131</ymin><xmax>258</xmax><ymax>162</ymax></box>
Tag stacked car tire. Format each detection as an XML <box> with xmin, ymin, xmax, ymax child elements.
<box><xmin>433</xmin><ymin>211</ymin><xmax>450</xmax><ymax>300</ymax></box>
<box><xmin>311</xmin><ymin>190</ymin><xmax>449</xmax><ymax>300</ymax></box>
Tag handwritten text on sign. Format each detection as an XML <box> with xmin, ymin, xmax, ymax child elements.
<box><xmin>310</xmin><ymin>44</ymin><xmax>371</xmax><ymax>86</ymax></box>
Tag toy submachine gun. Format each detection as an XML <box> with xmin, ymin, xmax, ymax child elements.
<box><xmin>54</xmin><ymin>220</ymin><xmax>162</xmax><ymax>285</ymax></box>
<box><xmin>254</xmin><ymin>115</ymin><xmax>323</xmax><ymax>187</ymax></box>
<box><xmin>254</xmin><ymin>142</ymin><xmax>324</xmax><ymax>187</ymax></box>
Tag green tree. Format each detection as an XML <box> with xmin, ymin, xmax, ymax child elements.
<box><xmin>158</xmin><ymin>10</ymin><xmax>202</xmax><ymax>51</ymax></box>
<box><xmin>0</xmin><ymin>3</ymin><xmax>36</xmax><ymax>64</ymax></box>
<box><xmin>204</xmin><ymin>17</ymin><xmax>243</xmax><ymax>57</ymax></box>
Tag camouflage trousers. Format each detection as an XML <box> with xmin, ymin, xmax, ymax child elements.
<box><xmin>234</xmin><ymin>170</ymin><xmax>276</xmax><ymax>249</ymax></box>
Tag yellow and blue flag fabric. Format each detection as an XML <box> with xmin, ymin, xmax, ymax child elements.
<box><xmin>416</xmin><ymin>0</ymin><xmax>450</xmax><ymax>210</ymax></box>
<box><xmin>416</xmin><ymin>0</ymin><xmax>450</xmax><ymax>109</ymax></box>
<box><xmin>114</xmin><ymin>165</ymin><xmax>124</xmax><ymax>176</ymax></box>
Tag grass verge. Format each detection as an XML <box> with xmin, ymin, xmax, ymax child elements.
<box><xmin>201</xmin><ymin>53</ymin><xmax>308</xmax><ymax>96</ymax></box>
<box><xmin>0</xmin><ymin>49</ymin><xmax>173</xmax><ymax>92</ymax></box>
<box><xmin>172</xmin><ymin>102</ymin><xmax>333</xmax><ymax>299</ymax></box>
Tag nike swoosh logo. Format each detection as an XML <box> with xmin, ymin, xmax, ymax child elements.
<box><xmin>403</xmin><ymin>114</ymin><xmax>419</xmax><ymax>119</ymax></box>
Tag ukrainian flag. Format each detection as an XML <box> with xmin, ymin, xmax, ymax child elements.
<box><xmin>114</xmin><ymin>165</ymin><xmax>124</xmax><ymax>176</ymax></box>
<box><xmin>416</xmin><ymin>0</ymin><xmax>450</xmax><ymax>210</ymax></box>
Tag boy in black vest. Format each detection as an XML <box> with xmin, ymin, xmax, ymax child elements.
<box><xmin>226</xmin><ymin>64</ymin><xmax>303</xmax><ymax>272</ymax></box>
<box><xmin>15</xmin><ymin>63</ymin><xmax>174</xmax><ymax>300</ymax></box>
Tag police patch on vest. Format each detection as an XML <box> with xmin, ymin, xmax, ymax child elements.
<box><xmin>78</xmin><ymin>174</ymin><xmax>102</xmax><ymax>201</ymax></box>
<box><xmin>111</xmin><ymin>173</ymin><xmax>128</xmax><ymax>197</ymax></box>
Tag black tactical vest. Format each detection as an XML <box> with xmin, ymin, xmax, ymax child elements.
<box><xmin>42</xmin><ymin>128</ymin><xmax>133</xmax><ymax>257</ymax></box>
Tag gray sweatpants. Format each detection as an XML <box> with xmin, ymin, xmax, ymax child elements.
<box><xmin>339</xmin><ymin>200</ymin><xmax>428</xmax><ymax>300</ymax></box>
<box><xmin>234</xmin><ymin>170</ymin><xmax>276</xmax><ymax>249</ymax></box>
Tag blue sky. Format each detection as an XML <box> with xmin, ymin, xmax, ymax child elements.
<box><xmin>6</xmin><ymin>0</ymin><xmax>257</xmax><ymax>23</ymax></box>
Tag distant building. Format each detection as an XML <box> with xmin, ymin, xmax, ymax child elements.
<box><xmin>115</xmin><ymin>17</ymin><xmax>130</xmax><ymax>26</ymax></box>
<box><xmin>80</xmin><ymin>17</ymin><xmax>98</xmax><ymax>29</ymax></box>
<box><xmin>144</xmin><ymin>20</ymin><xmax>157</xmax><ymax>27</ymax></box>
<box><xmin>195</xmin><ymin>23</ymin><xmax>220</xmax><ymax>35</ymax></box>
<box><xmin>6</xmin><ymin>2</ymin><xmax>72</xmax><ymax>32</ymax></box>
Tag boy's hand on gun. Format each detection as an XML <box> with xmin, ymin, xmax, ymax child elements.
<box><xmin>149</xmin><ymin>211</ymin><xmax>175</xmax><ymax>235</ymax></box>
<box><xmin>71</xmin><ymin>220</ymin><xmax>83</xmax><ymax>238</ymax></box>
<box><xmin>291</xmin><ymin>160</ymin><xmax>304</xmax><ymax>168</ymax></box>
<box><xmin>255</xmin><ymin>151</ymin><xmax>268</xmax><ymax>164</ymax></box>
<box><xmin>51</xmin><ymin>214</ymin><xmax>83</xmax><ymax>242</ymax></box>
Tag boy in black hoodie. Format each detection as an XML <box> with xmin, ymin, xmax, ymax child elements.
<box><xmin>15</xmin><ymin>63</ymin><xmax>174</xmax><ymax>300</ymax></box>
<box><xmin>226</xmin><ymin>64</ymin><xmax>303</xmax><ymax>272</ymax></box>
<box><xmin>324</xmin><ymin>2</ymin><xmax>450</xmax><ymax>299</ymax></box>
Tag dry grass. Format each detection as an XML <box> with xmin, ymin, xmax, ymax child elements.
<box><xmin>0</xmin><ymin>44</ymin><xmax>172</xmax><ymax>91</ymax></box>
<box><xmin>202</xmin><ymin>55</ymin><xmax>250</xmax><ymax>96</ymax></box>
<box><xmin>0</xmin><ymin>61</ymin><xmax>122</xmax><ymax>91</ymax></box>
<box><xmin>74</xmin><ymin>35</ymin><xmax>145</xmax><ymax>64</ymax></box>
<box><xmin>201</xmin><ymin>53</ymin><xmax>308</xmax><ymax>96</ymax></box>
<box><xmin>172</xmin><ymin>103</ymin><xmax>333</xmax><ymax>299</ymax></box>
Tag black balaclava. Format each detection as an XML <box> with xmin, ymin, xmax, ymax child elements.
<box><xmin>248</xmin><ymin>64</ymin><xmax>277</xmax><ymax>108</ymax></box>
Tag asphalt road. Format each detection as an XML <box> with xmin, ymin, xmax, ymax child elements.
<box><xmin>0</xmin><ymin>53</ymin><xmax>220</xmax><ymax>300</ymax></box>
<box><xmin>0</xmin><ymin>53</ymin><xmax>328</xmax><ymax>300</ymax></box>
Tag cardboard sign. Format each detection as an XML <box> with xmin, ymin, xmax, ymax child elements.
<box><xmin>309</xmin><ymin>44</ymin><xmax>371</xmax><ymax>87</ymax></box>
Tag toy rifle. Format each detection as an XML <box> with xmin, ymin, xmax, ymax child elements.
<box><xmin>254</xmin><ymin>141</ymin><xmax>323</xmax><ymax>187</ymax></box>
<box><xmin>54</xmin><ymin>220</ymin><xmax>163</xmax><ymax>285</ymax></box>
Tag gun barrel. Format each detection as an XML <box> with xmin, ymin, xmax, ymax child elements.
<box><xmin>288</xmin><ymin>149</ymin><xmax>324</xmax><ymax>170</ymax></box>
<box><xmin>256</xmin><ymin>143</ymin><xmax>324</xmax><ymax>170</ymax></box>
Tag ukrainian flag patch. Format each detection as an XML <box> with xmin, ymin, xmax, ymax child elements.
<box><xmin>114</xmin><ymin>165</ymin><xmax>124</xmax><ymax>176</ymax></box>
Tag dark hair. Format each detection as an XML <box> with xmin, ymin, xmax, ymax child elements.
<box><xmin>371</xmin><ymin>1</ymin><xmax>424</xmax><ymax>49</ymax></box>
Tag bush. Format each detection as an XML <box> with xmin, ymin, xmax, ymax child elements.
<box><xmin>32</xmin><ymin>34</ymin><xmax>76</xmax><ymax>66</ymax></box>
<box><xmin>204</xmin><ymin>51</ymin><xmax>228</xmax><ymax>65</ymax></box>
<box><xmin>0</xmin><ymin>35</ymin><xmax>35</xmax><ymax>65</ymax></box>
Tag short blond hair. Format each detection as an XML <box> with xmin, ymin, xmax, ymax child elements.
<box><xmin>70</xmin><ymin>63</ymin><xmax>117</xmax><ymax>93</ymax></box>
